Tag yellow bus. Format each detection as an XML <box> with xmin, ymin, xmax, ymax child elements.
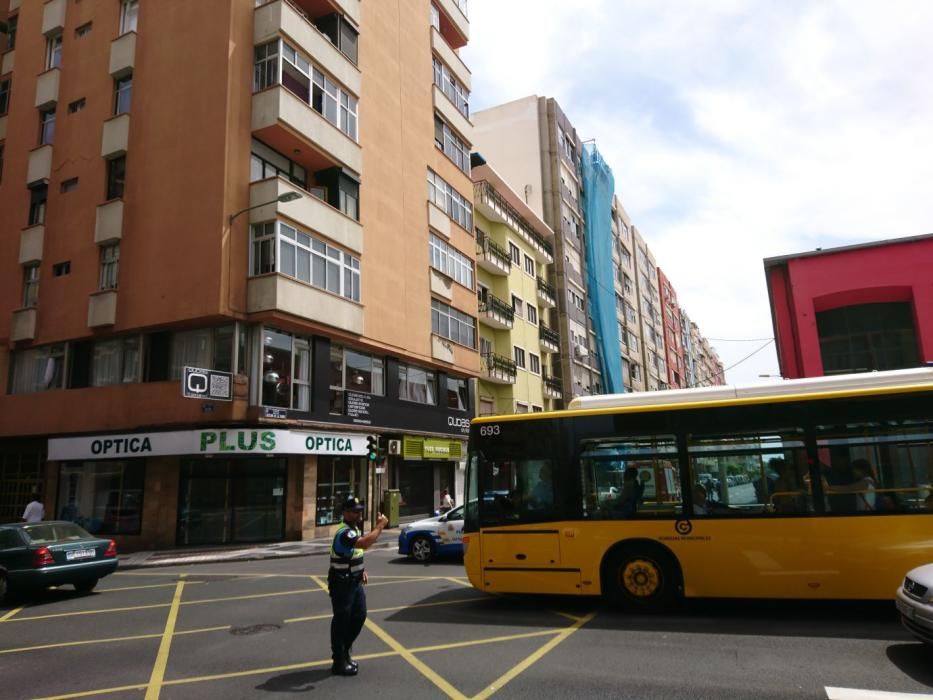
<box><xmin>462</xmin><ymin>368</ymin><xmax>933</xmax><ymax>610</ymax></box>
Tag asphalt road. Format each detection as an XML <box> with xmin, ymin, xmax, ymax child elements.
<box><xmin>1</xmin><ymin>548</ymin><xmax>932</xmax><ymax>700</ymax></box>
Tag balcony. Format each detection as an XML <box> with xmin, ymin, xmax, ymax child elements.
<box><xmin>19</xmin><ymin>225</ymin><xmax>45</xmax><ymax>264</ymax></box>
<box><xmin>87</xmin><ymin>290</ymin><xmax>117</xmax><ymax>327</ymax></box>
<box><xmin>433</xmin><ymin>84</ymin><xmax>472</xmax><ymax>146</ymax></box>
<box><xmin>536</xmin><ymin>276</ymin><xmax>556</xmax><ymax>308</ymax></box>
<box><xmin>430</xmin><ymin>27</ymin><xmax>470</xmax><ymax>91</ymax></box>
<box><xmin>478</xmin><ymin>294</ymin><xmax>513</xmax><ymax>330</ymax></box>
<box><xmin>543</xmin><ymin>374</ymin><xmax>563</xmax><ymax>400</ymax></box>
<box><xmin>481</xmin><ymin>352</ymin><xmax>516</xmax><ymax>385</ymax></box>
<box><xmin>26</xmin><ymin>145</ymin><xmax>53</xmax><ymax>185</ymax></box>
<box><xmin>475</xmin><ymin>230</ymin><xmax>510</xmax><ymax>276</ymax></box>
<box><xmin>474</xmin><ymin>181</ymin><xmax>553</xmax><ymax>264</ymax></box>
<box><xmin>34</xmin><ymin>68</ymin><xmax>60</xmax><ymax>110</ymax></box>
<box><xmin>252</xmin><ymin>85</ymin><xmax>362</xmax><ymax>175</ymax></box>
<box><xmin>11</xmin><ymin>308</ymin><xmax>37</xmax><ymax>342</ymax></box>
<box><xmin>247</xmin><ymin>274</ymin><xmax>363</xmax><ymax>334</ymax></box>
<box><xmin>255</xmin><ymin>0</ymin><xmax>361</xmax><ymax>96</ymax></box>
<box><xmin>109</xmin><ymin>32</ymin><xmax>136</xmax><ymax>78</ymax></box>
<box><xmin>1</xmin><ymin>48</ymin><xmax>13</xmax><ymax>75</ymax></box>
<box><xmin>249</xmin><ymin>177</ymin><xmax>362</xmax><ymax>255</ymax></box>
<box><xmin>95</xmin><ymin>200</ymin><xmax>124</xmax><ymax>244</ymax></box>
<box><xmin>101</xmin><ymin>114</ymin><xmax>130</xmax><ymax>159</ymax></box>
<box><xmin>41</xmin><ymin>0</ymin><xmax>66</xmax><ymax>36</ymax></box>
<box><xmin>436</xmin><ymin>0</ymin><xmax>469</xmax><ymax>48</ymax></box>
<box><xmin>539</xmin><ymin>325</ymin><xmax>560</xmax><ymax>354</ymax></box>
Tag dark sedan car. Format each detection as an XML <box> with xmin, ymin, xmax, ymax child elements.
<box><xmin>0</xmin><ymin>521</ymin><xmax>118</xmax><ymax>601</ymax></box>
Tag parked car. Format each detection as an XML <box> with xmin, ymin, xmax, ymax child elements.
<box><xmin>0</xmin><ymin>521</ymin><xmax>119</xmax><ymax>602</ymax></box>
<box><xmin>895</xmin><ymin>563</ymin><xmax>933</xmax><ymax>645</ymax></box>
<box><xmin>398</xmin><ymin>505</ymin><xmax>464</xmax><ymax>562</ymax></box>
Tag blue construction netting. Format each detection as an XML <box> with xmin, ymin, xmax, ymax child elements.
<box><xmin>581</xmin><ymin>143</ymin><xmax>624</xmax><ymax>393</ymax></box>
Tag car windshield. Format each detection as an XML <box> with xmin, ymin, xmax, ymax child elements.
<box><xmin>446</xmin><ymin>505</ymin><xmax>464</xmax><ymax>520</ymax></box>
<box><xmin>23</xmin><ymin>523</ymin><xmax>93</xmax><ymax>544</ymax></box>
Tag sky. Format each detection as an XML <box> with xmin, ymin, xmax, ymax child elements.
<box><xmin>460</xmin><ymin>0</ymin><xmax>933</xmax><ymax>385</ymax></box>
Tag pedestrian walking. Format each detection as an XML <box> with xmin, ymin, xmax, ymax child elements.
<box><xmin>328</xmin><ymin>496</ymin><xmax>388</xmax><ymax>676</ymax></box>
<box><xmin>440</xmin><ymin>488</ymin><xmax>454</xmax><ymax>513</ymax></box>
<box><xmin>22</xmin><ymin>491</ymin><xmax>45</xmax><ymax>523</ymax></box>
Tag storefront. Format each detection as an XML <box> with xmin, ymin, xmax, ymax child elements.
<box><xmin>46</xmin><ymin>428</ymin><xmax>370</xmax><ymax>550</ymax></box>
<box><xmin>394</xmin><ymin>435</ymin><xmax>465</xmax><ymax>517</ymax></box>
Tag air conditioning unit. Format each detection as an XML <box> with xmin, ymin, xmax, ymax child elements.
<box><xmin>574</xmin><ymin>345</ymin><xmax>589</xmax><ymax>358</ymax></box>
<box><xmin>387</xmin><ymin>439</ymin><xmax>402</xmax><ymax>456</ymax></box>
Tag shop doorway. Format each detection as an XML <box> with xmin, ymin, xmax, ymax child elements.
<box><xmin>177</xmin><ymin>458</ymin><xmax>286</xmax><ymax>545</ymax></box>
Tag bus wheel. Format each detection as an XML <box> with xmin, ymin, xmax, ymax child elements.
<box><xmin>603</xmin><ymin>546</ymin><xmax>681</xmax><ymax>612</ymax></box>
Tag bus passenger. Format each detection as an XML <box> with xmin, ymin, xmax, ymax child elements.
<box><xmin>692</xmin><ymin>484</ymin><xmax>708</xmax><ymax>515</ymax></box>
<box><xmin>826</xmin><ymin>459</ymin><xmax>877</xmax><ymax>511</ymax></box>
<box><xmin>528</xmin><ymin>463</ymin><xmax>554</xmax><ymax>511</ymax></box>
<box><xmin>616</xmin><ymin>467</ymin><xmax>647</xmax><ymax>517</ymax></box>
<box><xmin>771</xmin><ymin>459</ymin><xmax>806</xmax><ymax>514</ymax></box>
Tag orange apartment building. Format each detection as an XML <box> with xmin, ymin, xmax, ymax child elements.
<box><xmin>0</xmin><ymin>0</ymin><xmax>478</xmax><ymax>549</ymax></box>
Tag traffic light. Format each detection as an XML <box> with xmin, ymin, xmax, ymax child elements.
<box><xmin>366</xmin><ymin>435</ymin><xmax>378</xmax><ymax>462</ymax></box>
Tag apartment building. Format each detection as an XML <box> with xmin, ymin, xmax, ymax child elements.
<box><xmin>471</xmin><ymin>156</ymin><xmax>560</xmax><ymax>416</ymax></box>
<box><xmin>472</xmin><ymin>96</ymin><xmax>601</xmax><ymax>401</ymax></box>
<box><xmin>0</xmin><ymin>0</ymin><xmax>478</xmax><ymax>547</ymax></box>
<box><xmin>610</xmin><ymin>195</ymin><xmax>644</xmax><ymax>393</ymax></box>
<box><xmin>631</xmin><ymin>227</ymin><xmax>667</xmax><ymax>391</ymax></box>
<box><xmin>657</xmin><ymin>267</ymin><xmax>686</xmax><ymax>389</ymax></box>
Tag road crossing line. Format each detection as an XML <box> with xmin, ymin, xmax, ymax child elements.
<box><xmin>0</xmin><ymin>605</ymin><xmax>24</xmax><ymax>621</ymax></box>
<box><xmin>145</xmin><ymin>574</ymin><xmax>186</xmax><ymax>700</ymax></box>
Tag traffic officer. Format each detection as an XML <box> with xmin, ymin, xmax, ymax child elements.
<box><xmin>328</xmin><ymin>496</ymin><xmax>389</xmax><ymax>676</ymax></box>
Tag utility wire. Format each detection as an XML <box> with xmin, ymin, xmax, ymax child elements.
<box><xmin>688</xmin><ymin>338</ymin><xmax>775</xmax><ymax>388</ymax></box>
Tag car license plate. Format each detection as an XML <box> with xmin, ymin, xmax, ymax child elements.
<box><xmin>66</xmin><ymin>549</ymin><xmax>96</xmax><ymax>561</ymax></box>
<box><xmin>896</xmin><ymin>598</ymin><xmax>915</xmax><ymax>619</ymax></box>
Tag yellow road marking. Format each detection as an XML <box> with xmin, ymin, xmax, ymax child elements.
<box><xmin>411</xmin><ymin>628</ymin><xmax>563</xmax><ymax>654</ymax></box>
<box><xmin>114</xmin><ymin>570</ymin><xmax>447</xmax><ymax>580</ymax></box>
<box><xmin>145</xmin><ymin>575</ymin><xmax>186</xmax><ymax>700</ymax></box>
<box><xmin>445</xmin><ymin>576</ymin><xmax>473</xmax><ymax>587</ymax></box>
<box><xmin>552</xmin><ymin>610</ymin><xmax>584</xmax><ymax>622</ymax></box>
<box><xmin>11</xmin><ymin>602</ymin><xmax>171</xmax><ymax>622</ymax></box>
<box><xmin>470</xmin><ymin>611</ymin><xmax>596</xmax><ymax>700</ymax></box>
<box><xmin>365</xmin><ymin>618</ymin><xmax>467</xmax><ymax>700</ymax></box>
<box><xmin>285</xmin><ymin>593</ymin><xmax>488</xmax><ymax>623</ymax></box>
<box><xmin>0</xmin><ymin>625</ymin><xmax>230</xmax><ymax>656</ymax></box>
<box><xmin>99</xmin><ymin>581</ymin><xmax>205</xmax><ymax>593</ymax></box>
<box><xmin>0</xmin><ymin>606</ymin><xmax>24</xmax><ymax>622</ymax></box>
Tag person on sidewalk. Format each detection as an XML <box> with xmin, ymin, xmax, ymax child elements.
<box><xmin>328</xmin><ymin>496</ymin><xmax>389</xmax><ymax>676</ymax></box>
<box><xmin>22</xmin><ymin>491</ymin><xmax>45</xmax><ymax>523</ymax></box>
<box><xmin>439</xmin><ymin>488</ymin><xmax>454</xmax><ymax>514</ymax></box>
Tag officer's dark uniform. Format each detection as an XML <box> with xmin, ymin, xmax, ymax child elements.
<box><xmin>328</xmin><ymin>497</ymin><xmax>368</xmax><ymax>676</ymax></box>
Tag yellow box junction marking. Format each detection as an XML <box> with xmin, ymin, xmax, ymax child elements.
<box><xmin>0</xmin><ymin>606</ymin><xmax>24</xmax><ymax>622</ymax></box>
<box><xmin>145</xmin><ymin>574</ymin><xmax>186</xmax><ymax>700</ymax></box>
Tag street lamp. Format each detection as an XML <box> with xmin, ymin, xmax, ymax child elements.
<box><xmin>229</xmin><ymin>191</ymin><xmax>303</xmax><ymax>225</ymax></box>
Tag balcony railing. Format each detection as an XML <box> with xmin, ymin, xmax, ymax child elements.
<box><xmin>476</xmin><ymin>230</ymin><xmax>511</xmax><ymax>269</ymax></box>
<box><xmin>482</xmin><ymin>352</ymin><xmax>516</xmax><ymax>384</ymax></box>
<box><xmin>478</xmin><ymin>294</ymin><xmax>514</xmax><ymax>322</ymax></box>
<box><xmin>536</xmin><ymin>276</ymin><xmax>555</xmax><ymax>299</ymax></box>
<box><xmin>543</xmin><ymin>373</ymin><xmax>563</xmax><ymax>397</ymax></box>
<box><xmin>539</xmin><ymin>324</ymin><xmax>560</xmax><ymax>347</ymax></box>
<box><xmin>474</xmin><ymin>181</ymin><xmax>554</xmax><ymax>262</ymax></box>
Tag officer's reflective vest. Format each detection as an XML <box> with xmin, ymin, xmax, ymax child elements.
<box><xmin>329</xmin><ymin>523</ymin><xmax>365</xmax><ymax>576</ymax></box>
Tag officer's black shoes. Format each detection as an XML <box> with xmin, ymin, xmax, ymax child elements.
<box><xmin>346</xmin><ymin>647</ymin><xmax>358</xmax><ymax>672</ymax></box>
<box><xmin>331</xmin><ymin>658</ymin><xmax>358</xmax><ymax>676</ymax></box>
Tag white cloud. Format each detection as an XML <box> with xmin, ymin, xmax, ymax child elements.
<box><xmin>462</xmin><ymin>0</ymin><xmax>933</xmax><ymax>383</ymax></box>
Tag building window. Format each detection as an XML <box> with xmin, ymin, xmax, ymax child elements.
<box><xmin>39</xmin><ymin>108</ymin><xmax>55</xmax><ymax>145</ymax></box>
<box><xmin>9</xmin><ymin>344</ymin><xmax>66</xmax><ymax>394</ymax></box>
<box><xmin>312</xmin><ymin>13</ymin><xmax>359</xmax><ymax>65</ymax></box>
<box><xmin>4</xmin><ymin>15</ymin><xmax>15</xmax><ymax>50</ymax></box>
<box><xmin>106</xmin><ymin>156</ymin><xmax>126</xmax><ymax>200</ymax></box>
<box><xmin>0</xmin><ymin>144</ymin><xmax>4</xmax><ymax>184</ymax></box>
<box><xmin>524</xmin><ymin>254</ymin><xmax>535</xmax><ymax>277</ymax></box>
<box><xmin>46</xmin><ymin>33</ymin><xmax>62</xmax><ymax>70</ymax></box>
<box><xmin>511</xmin><ymin>295</ymin><xmax>523</xmax><ymax>316</ymax></box>
<box><xmin>431</xmin><ymin>298</ymin><xmax>476</xmax><ymax>348</ymax></box>
<box><xmin>28</xmin><ymin>184</ymin><xmax>48</xmax><ymax>226</ymax></box>
<box><xmin>22</xmin><ymin>264</ymin><xmax>39</xmax><ymax>308</ymax></box>
<box><xmin>817</xmin><ymin>302</ymin><xmax>920</xmax><ymax>373</ymax></box>
<box><xmin>68</xmin><ymin>98</ymin><xmax>86</xmax><ymax>114</ymax></box>
<box><xmin>515</xmin><ymin>402</ymin><xmax>529</xmax><ymax>414</ymax></box>
<box><xmin>430</xmin><ymin>3</ymin><xmax>440</xmax><ymax>30</ymax></box>
<box><xmin>53</xmin><ymin>261</ymin><xmax>71</xmax><ymax>276</ymax></box>
<box><xmin>61</xmin><ymin>177</ymin><xmax>78</xmax><ymax>193</ymax></box>
<box><xmin>168</xmin><ymin>326</ymin><xmax>234</xmax><ymax>380</ymax></box>
<box><xmin>527</xmin><ymin>305</ymin><xmax>538</xmax><ymax>326</ymax></box>
<box><xmin>329</xmin><ymin>344</ymin><xmax>384</xmax><ymax>414</ymax></box>
<box><xmin>58</xmin><ymin>461</ymin><xmax>144</xmax><ymax>535</ymax></box>
<box><xmin>508</xmin><ymin>242</ymin><xmax>521</xmax><ymax>265</ymax></box>
<box><xmin>514</xmin><ymin>346</ymin><xmax>526</xmax><ymax>369</ymax></box>
<box><xmin>429</xmin><ymin>233</ymin><xmax>474</xmax><ymax>289</ymax></box>
<box><xmin>426</xmin><ymin>169</ymin><xmax>472</xmax><ymax>231</ymax></box>
<box><xmin>91</xmin><ymin>336</ymin><xmax>140</xmax><ymax>386</ymax></box>
<box><xmin>99</xmin><ymin>243</ymin><xmax>119</xmax><ymax>290</ymax></box>
<box><xmin>114</xmin><ymin>75</ymin><xmax>132</xmax><ymax>114</ymax></box>
<box><xmin>398</xmin><ymin>363</ymin><xmax>437</xmax><ymax>405</ymax></box>
<box><xmin>433</xmin><ymin>114</ymin><xmax>470</xmax><ymax>174</ymax></box>
<box><xmin>75</xmin><ymin>22</ymin><xmax>93</xmax><ymax>39</ymax></box>
<box><xmin>432</xmin><ymin>56</ymin><xmax>470</xmax><ymax>118</ymax></box>
<box><xmin>250</xmin><ymin>221</ymin><xmax>361</xmax><ymax>302</ymax></box>
<box><xmin>529</xmin><ymin>353</ymin><xmax>541</xmax><ymax>375</ymax></box>
<box><xmin>0</xmin><ymin>79</ymin><xmax>10</xmax><ymax>115</ymax></box>
<box><xmin>120</xmin><ymin>0</ymin><xmax>139</xmax><ymax>34</ymax></box>
<box><xmin>253</xmin><ymin>39</ymin><xmax>358</xmax><ymax>141</ymax></box>
<box><xmin>258</xmin><ymin>328</ymin><xmax>310</xmax><ymax>411</ymax></box>
<box><xmin>250</xmin><ymin>139</ymin><xmax>307</xmax><ymax>189</ymax></box>
<box><xmin>447</xmin><ymin>376</ymin><xmax>468</xmax><ymax>411</ymax></box>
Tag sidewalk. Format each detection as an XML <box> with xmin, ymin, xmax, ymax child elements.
<box><xmin>118</xmin><ymin>530</ymin><xmax>400</xmax><ymax>570</ymax></box>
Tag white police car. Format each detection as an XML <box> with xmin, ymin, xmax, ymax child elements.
<box><xmin>397</xmin><ymin>505</ymin><xmax>464</xmax><ymax>562</ymax></box>
<box><xmin>896</xmin><ymin>562</ymin><xmax>933</xmax><ymax>645</ymax></box>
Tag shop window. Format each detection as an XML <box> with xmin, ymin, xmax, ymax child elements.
<box><xmin>57</xmin><ymin>460</ymin><xmax>144</xmax><ymax>535</ymax></box>
<box><xmin>9</xmin><ymin>344</ymin><xmax>66</xmax><ymax>394</ymax></box>
<box><xmin>329</xmin><ymin>344</ymin><xmax>384</xmax><ymax>414</ymax></box>
<box><xmin>316</xmin><ymin>456</ymin><xmax>367</xmax><ymax>526</ymax></box>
